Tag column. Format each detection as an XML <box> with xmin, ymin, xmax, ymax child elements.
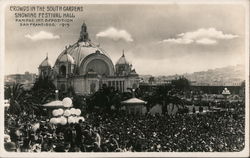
<box><xmin>121</xmin><ymin>81</ymin><xmax>123</xmax><ymax>92</ymax></box>
<box><xmin>119</xmin><ymin>81</ymin><xmax>122</xmax><ymax>92</ymax></box>
<box><xmin>116</xmin><ymin>81</ymin><xmax>119</xmax><ymax>91</ymax></box>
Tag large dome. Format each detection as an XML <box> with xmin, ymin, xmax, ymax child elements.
<box><xmin>54</xmin><ymin>22</ymin><xmax>115</xmax><ymax>76</ymax></box>
<box><xmin>61</xmin><ymin>41</ymin><xmax>106</xmax><ymax>67</ymax></box>
<box><xmin>55</xmin><ymin>22</ymin><xmax>110</xmax><ymax>67</ymax></box>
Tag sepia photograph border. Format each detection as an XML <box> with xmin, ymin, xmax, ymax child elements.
<box><xmin>0</xmin><ymin>0</ymin><xmax>249</xmax><ymax>157</ymax></box>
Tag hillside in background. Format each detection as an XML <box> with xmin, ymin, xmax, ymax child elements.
<box><xmin>140</xmin><ymin>64</ymin><xmax>245</xmax><ymax>86</ymax></box>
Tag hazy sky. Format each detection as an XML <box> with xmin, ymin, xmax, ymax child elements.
<box><xmin>5</xmin><ymin>4</ymin><xmax>246</xmax><ymax>76</ymax></box>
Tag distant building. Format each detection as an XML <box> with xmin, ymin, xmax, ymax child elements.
<box><xmin>38</xmin><ymin>22</ymin><xmax>140</xmax><ymax>95</ymax></box>
<box><xmin>5</xmin><ymin>71</ymin><xmax>37</xmax><ymax>89</ymax></box>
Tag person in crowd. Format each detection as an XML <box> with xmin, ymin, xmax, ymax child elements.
<box><xmin>4</xmin><ymin>100</ymin><xmax>245</xmax><ymax>152</ymax></box>
<box><xmin>4</xmin><ymin>142</ymin><xmax>17</xmax><ymax>152</ymax></box>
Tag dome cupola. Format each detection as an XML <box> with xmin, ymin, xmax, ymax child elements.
<box><xmin>115</xmin><ymin>50</ymin><xmax>132</xmax><ymax>76</ymax></box>
<box><xmin>39</xmin><ymin>54</ymin><xmax>51</xmax><ymax>68</ymax></box>
<box><xmin>38</xmin><ymin>54</ymin><xmax>52</xmax><ymax>78</ymax></box>
<box><xmin>116</xmin><ymin>51</ymin><xmax>129</xmax><ymax>65</ymax></box>
<box><xmin>78</xmin><ymin>21</ymin><xmax>90</xmax><ymax>42</ymax></box>
<box><xmin>55</xmin><ymin>22</ymin><xmax>110</xmax><ymax>67</ymax></box>
<box><xmin>54</xmin><ymin>22</ymin><xmax>115</xmax><ymax>77</ymax></box>
<box><xmin>58</xmin><ymin>49</ymin><xmax>75</xmax><ymax>64</ymax></box>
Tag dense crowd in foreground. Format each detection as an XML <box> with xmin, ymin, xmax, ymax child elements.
<box><xmin>4</xmin><ymin>102</ymin><xmax>245</xmax><ymax>152</ymax></box>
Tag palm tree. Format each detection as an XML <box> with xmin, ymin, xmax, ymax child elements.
<box><xmin>171</xmin><ymin>77</ymin><xmax>190</xmax><ymax>91</ymax></box>
<box><xmin>32</xmin><ymin>76</ymin><xmax>56</xmax><ymax>92</ymax></box>
<box><xmin>111</xmin><ymin>92</ymin><xmax>122</xmax><ymax>110</ymax></box>
<box><xmin>5</xmin><ymin>83</ymin><xmax>24</xmax><ymax>115</ymax></box>
<box><xmin>31</xmin><ymin>75</ymin><xmax>56</xmax><ymax>104</ymax></box>
<box><xmin>5</xmin><ymin>76</ymin><xmax>57</xmax><ymax>116</ymax></box>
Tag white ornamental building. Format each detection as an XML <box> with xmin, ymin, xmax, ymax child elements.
<box><xmin>38</xmin><ymin>22</ymin><xmax>139</xmax><ymax>95</ymax></box>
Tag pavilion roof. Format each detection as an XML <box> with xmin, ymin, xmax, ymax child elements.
<box><xmin>121</xmin><ymin>97</ymin><xmax>147</xmax><ymax>104</ymax></box>
<box><xmin>42</xmin><ymin>100</ymin><xmax>64</xmax><ymax>108</ymax></box>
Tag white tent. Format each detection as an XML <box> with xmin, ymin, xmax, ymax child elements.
<box><xmin>42</xmin><ymin>100</ymin><xmax>64</xmax><ymax>108</ymax></box>
<box><xmin>121</xmin><ymin>98</ymin><xmax>147</xmax><ymax>105</ymax></box>
<box><xmin>121</xmin><ymin>97</ymin><xmax>147</xmax><ymax>115</ymax></box>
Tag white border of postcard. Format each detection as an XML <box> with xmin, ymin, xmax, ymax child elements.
<box><xmin>0</xmin><ymin>0</ymin><xmax>249</xmax><ymax>157</ymax></box>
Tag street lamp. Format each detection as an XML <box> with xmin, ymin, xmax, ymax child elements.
<box><xmin>222</xmin><ymin>88</ymin><xmax>231</xmax><ymax>100</ymax></box>
<box><xmin>55</xmin><ymin>90</ymin><xmax>59</xmax><ymax>100</ymax></box>
<box><xmin>222</xmin><ymin>88</ymin><xmax>231</xmax><ymax>109</ymax></box>
<box><xmin>132</xmin><ymin>89</ymin><xmax>135</xmax><ymax>98</ymax></box>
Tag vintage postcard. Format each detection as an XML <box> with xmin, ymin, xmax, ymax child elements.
<box><xmin>0</xmin><ymin>0</ymin><xmax>249</xmax><ymax>157</ymax></box>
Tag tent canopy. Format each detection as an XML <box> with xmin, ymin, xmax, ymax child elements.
<box><xmin>42</xmin><ymin>100</ymin><xmax>64</xmax><ymax>108</ymax></box>
<box><xmin>121</xmin><ymin>97</ymin><xmax>147</xmax><ymax>105</ymax></box>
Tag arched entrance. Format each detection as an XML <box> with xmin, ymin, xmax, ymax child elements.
<box><xmin>59</xmin><ymin>65</ymin><xmax>66</xmax><ymax>77</ymax></box>
<box><xmin>90</xmin><ymin>83</ymin><xmax>96</xmax><ymax>94</ymax></box>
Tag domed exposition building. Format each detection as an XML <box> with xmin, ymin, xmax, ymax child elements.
<box><xmin>38</xmin><ymin>22</ymin><xmax>139</xmax><ymax>95</ymax></box>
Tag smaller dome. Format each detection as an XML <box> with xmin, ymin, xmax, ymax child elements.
<box><xmin>39</xmin><ymin>57</ymin><xmax>51</xmax><ymax>67</ymax></box>
<box><xmin>116</xmin><ymin>53</ymin><xmax>129</xmax><ymax>65</ymax></box>
<box><xmin>130</xmin><ymin>69</ymin><xmax>138</xmax><ymax>76</ymax></box>
<box><xmin>58</xmin><ymin>53</ymin><xmax>75</xmax><ymax>64</ymax></box>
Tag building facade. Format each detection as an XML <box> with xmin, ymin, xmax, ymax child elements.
<box><xmin>38</xmin><ymin>22</ymin><xmax>139</xmax><ymax>95</ymax></box>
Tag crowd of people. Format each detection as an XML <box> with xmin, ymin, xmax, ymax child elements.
<box><xmin>4</xmin><ymin>100</ymin><xmax>245</xmax><ymax>152</ymax></box>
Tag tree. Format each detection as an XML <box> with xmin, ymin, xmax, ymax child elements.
<box><xmin>72</xmin><ymin>94</ymin><xmax>86</xmax><ymax>110</ymax></box>
<box><xmin>32</xmin><ymin>76</ymin><xmax>56</xmax><ymax>92</ymax></box>
<box><xmin>171</xmin><ymin>77</ymin><xmax>190</xmax><ymax>90</ymax></box>
<box><xmin>32</xmin><ymin>76</ymin><xmax>56</xmax><ymax>103</ymax></box>
<box><xmin>111</xmin><ymin>92</ymin><xmax>122</xmax><ymax>110</ymax></box>
<box><xmin>86</xmin><ymin>85</ymin><xmax>127</xmax><ymax>112</ymax></box>
<box><xmin>23</xmin><ymin>76</ymin><xmax>57</xmax><ymax>116</ymax></box>
<box><xmin>240</xmin><ymin>80</ymin><xmax>245</xmax><ymax>97</ymax></box>
<box><xmin>4</xmin><ymin>76</ymin><xmax>57</xmax><ymax>116</ymax></box>
<box><xmin>240</xmin><ymin>80</ymin><xmax>245</xmax><ymax>88</ymax></box>
<box><xmin>5</xmin><ymin>83</ymin><xmax>24</xmax><ymax>115</ymax></box>
<box><xmin>148</xmin><ymin>76</ymin><xmax>155</xmax><ymax>84</ymax></box>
